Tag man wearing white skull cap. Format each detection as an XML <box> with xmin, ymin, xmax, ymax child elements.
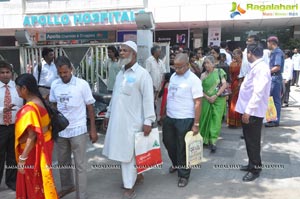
<box><xmin>103</xmin><ymin>41</ymin><xmax>156</xmax><ymax>198</ymax></box>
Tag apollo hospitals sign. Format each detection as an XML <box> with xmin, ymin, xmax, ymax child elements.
<box><xmin>23</xmin><ymin>9</ymin><xmax>144</xmax><ymax>27</ymax></box>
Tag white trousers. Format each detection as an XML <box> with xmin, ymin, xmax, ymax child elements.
<box><xmin>121</xmin><ymin>158</ymin><xmax>137</xmax><ymax>189</ymax></box>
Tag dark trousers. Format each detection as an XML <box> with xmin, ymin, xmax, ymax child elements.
<box><xmin>270</xmin><ymin>75</ymin><xmax>282</xmax><ymax>124</ymax></box>
<box><xmin>0</xmin><ymin>125</ymin><xmax>17</xmax><ymax>188</ymax></box>
<box><xmin>282</xmin><ymin>80</ymin><xmax>291</xmax><ymax>104</ymax></box>
<box><xmin>242</xmin><ymin>116</ymin><xmax>263</xmax><ymax>174</ymax></box>
<box><xmin>292</xmin><ymin>70</ymin><xmax>299</xmax><ymax>85</ymax></box>
<box><xmin>162</xmin><ymin>116</ymin><xmax>194</xmax><ymax>179</ymax></box>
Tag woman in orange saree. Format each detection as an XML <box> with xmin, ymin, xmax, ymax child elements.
<box><xmin>227</xmin><ymin>49</ymin><xmax>242</xmax><ymax>128</ymax></box>
<box><xmin>14</xmin><ymin>74</ymin><xmax>58</xmax><ymax>199</ymax></box>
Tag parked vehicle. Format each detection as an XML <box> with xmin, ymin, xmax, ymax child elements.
<box><xmin>87</xmin><ymin>92</ymin><xmax>112</xmax><ymax>134</ymax></box>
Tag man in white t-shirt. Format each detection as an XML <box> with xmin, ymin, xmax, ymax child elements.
<box><xmin>49</xmin><ymin>56</ymin><xmax>98</xmax><ymax>199</ymax></box>
<box><xmin>162</xmin><ymin>53</ymin><xmax>203</xmax><ymax>188</ymax></box>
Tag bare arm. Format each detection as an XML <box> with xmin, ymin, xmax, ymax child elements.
<box><xmin>87</xmin><ymin>104</ymin><xmax>98</xmax><ymax>143</ymax></box>
<box><xmin>18</xmin><ymin>129</ymin><xmax>37</xmax><ymax>174</ymax></box>
<box><xmin>192</xmin><ymin>97</ymin><xmax>202</xmax><ymax>135</ymax></box>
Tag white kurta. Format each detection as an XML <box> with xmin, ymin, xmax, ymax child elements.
<box><xmin>102</xmin><ymin>63</ymin><xmax>156</xmax><ymax>162</ymax></box>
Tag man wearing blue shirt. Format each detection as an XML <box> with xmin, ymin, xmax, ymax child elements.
<box><xmin>265</xmin><ymin>36</ymin><xmax>284</xmax><ymax>127</ymax></box>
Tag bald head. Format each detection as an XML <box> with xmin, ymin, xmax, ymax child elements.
<box><xmin>174</xmin><ymin>53</ymin><xmax>189</xmax><ymax>64</ymax></box>
<box><xmin>174</xmin><ymin>53</ymin><xmax>189</xmax><ymax>75</ymax></box>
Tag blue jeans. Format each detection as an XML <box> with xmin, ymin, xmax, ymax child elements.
<box><xmin>270</xmin><ymin>75</ymin><xmax>282</xmax><ymax>124</ymax></box>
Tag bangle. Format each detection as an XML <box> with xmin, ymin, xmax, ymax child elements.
<box><xmin>194</xmin><ymin>123</ymin><xmax>199</xmax><ymax>127</ymax></box>
<box><xmin>19</xmin><ymin>155</ymin><xmax>28</xmax><ymax>161</ymax></box>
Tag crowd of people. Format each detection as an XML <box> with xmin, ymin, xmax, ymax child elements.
<box><xmin>0</xmin><ymin>35</ymin><xmax>299</xmax><ymax>198</ymax></box>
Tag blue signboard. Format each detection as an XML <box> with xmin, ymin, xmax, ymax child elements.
<box><xmin>23</xmin><ymin>10</ymin><xmax>145</xmax><ymax>27</ymax></box>
<box><xmin>46</xmin><ymin>31</ymin><xmax>108</xmax><ymax>41</ymax></box>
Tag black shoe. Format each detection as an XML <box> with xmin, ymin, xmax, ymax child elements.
<box><xmin>264</xmin><ymin>122</ymin><xmax>279</xmax><ymax>127</ymax></box>
<box><xmin>178</xmin><ymin>177</ymin><xmax>188</xmax><ymax>187</ymax></box>
<box><xmin>210</xmin><ymin>144</ymin><xmax>217</xmax><ymax>153</ymax></box>
<box><xmin>242</xmin><ymin>172</ymin><xmax>260</xmax><ymax>182</ymax></box>
<box><xmin>240</xmin><ymin>165</ymin><xmax>250</xmax><ymax>172</ymax></box>
<box><xmin>169</xmin><ymin>166</ymin><xmax>177</xmax><ymax>173</ymax></box>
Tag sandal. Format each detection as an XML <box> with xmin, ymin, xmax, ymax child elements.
<box><xmin>58</xmin><ymin>187</ymin><xmax>76</xmax><ymax>198</ymax></box>
<box><xmin>178</xmin><ymin>177</ymin><xmax>188</xmax><ymax>188</ymax></box>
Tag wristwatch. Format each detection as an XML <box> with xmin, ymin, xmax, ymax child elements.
<box><xmin>194</xmin><ymin>123</ymin><xmax>199</xmax><ymax>127</ymax></box>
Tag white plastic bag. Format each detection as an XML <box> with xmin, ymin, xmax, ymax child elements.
<box><xmin>135</xmin><ymin>128</ymin><xmax>163</xmax><ymax>174</ymax></box>
<box><xmin>185</xmin><ymin>131</ymin><xmax>203</xmax><ymax>168</ymax></box>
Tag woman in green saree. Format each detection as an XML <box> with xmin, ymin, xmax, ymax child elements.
<box><xmin>199</xmin><ymin>55</ymin><xmax>227</xmax><ymax>152</ymax></box>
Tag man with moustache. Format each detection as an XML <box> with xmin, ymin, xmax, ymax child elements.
<box><xmin>103</xmin><ymin>41</ymin><xmax>156</xmax><ymax>199</ymax></box>
<box><xmin>49</xmin><ymin>56</ymin><xmax>98</xmax><ymax>199</ymax></box>
<box><xmin>0</xmin><ymin>60</ymin><xmax>23</xmax><ymax>191</ymax></box>
<box><xmin>236</xmin><ymin>44</ymin><xmax>271</xmax><ymax>181</ymax></box>
<box><xmin>162</xmin><ymin>53</ymin><xmax>203</xmax><ymax>188</ymax></box>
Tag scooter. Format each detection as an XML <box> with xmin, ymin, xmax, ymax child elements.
<box><xmin>88</xmin><ymin>92</ymin><xmax>112</xmax><ymax>134</ymax></box>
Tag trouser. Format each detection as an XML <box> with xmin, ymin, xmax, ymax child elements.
<box><xmin>162</xmin><ymin>116</ymin><xmax>194</xmax><ymax>179</ymax></box>
<box><xmin>121</xmin><ymin>157</ymin><xmax>137</xmax><ymax>189</ymax></box>
<box><xmin>282</xmin><ymin>80</ymin><xmax>291</xmax><ymax>104</ymax></box>
<box><xmin>270</xmin><ymin>75</ymin><xmax>282</xmax><ymax>124</ymax></box>
<box><xmin>0</xmin><ymin>125</ymin><xmax>17</xmax><ymax>188</ymax></box>
<box><xmin>56</xmin><ymin>133</ymin><xmax>88</xmax><ymax>199</ymax></box>
<box><xmin>155</xmin><ymin>97</ymin><xmax>162</xmax><ymax>121</ymax></box>
<box><xmin>293</xmin><ymin>70</ymin><xmax>300</xmax><ymax>85</ymax></box>
<box><xmin>242</xmin><ymin>116</ymin><xmax>263</xmax><ymax>174</ymax></box>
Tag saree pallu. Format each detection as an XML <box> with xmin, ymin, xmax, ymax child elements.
<box><xmin>228</xmin><ymin>60</ymin><xmax>242</xmax><ymax>127</ymax></box>
<box><xmin>15</xmin><ymin>102</ymin><xmax>58</xmax><ymax>199</ymax></box>
<box><xmin>199</xmin><ymin>69</ymin><xmax>226</xmax><ymax>145</ymax></box>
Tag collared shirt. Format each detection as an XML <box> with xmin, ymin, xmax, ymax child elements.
<box><xmin>145</xmin><ymin>56</ymin><xmax>166</xmax><ymax>91</ymax></box>
<box><xmin>269</xmin><ymin>47</ymin><xmax>284</xmax><ymax>73</ymax></box>
<box><xmin>0</xmin><ymin>80</ymin><xmax>23</xmax><ymax>125</ymax></box>
<box><xmin>282</xmin><ymin>58</ymin><xmax>294</xmax><ymax>81</ymax></box>
<box><xmin>103</xmin><ymin>63</ymin><xmax>156</xmax><ymax>162</ymax></box>
<box><xmin>49</xmin><ymin>76</ymin><xmax>95</xmax><ymax>138</ymax></box>
<box><xmin>292</xmin><ymin>53</ymin><xmax>300</xmax><ymax>71</ymax></box>
<box><xmin>167</xmin><ymin>69</ymin><xmax>203</xmax><ymax>119</ymax></box>
<box><xmin>33</xmin><ymin>60</ymin><xmax>58</xmax><ymax>87</ymax></box>
<box><xmin>239</xmin><ymin>49</ymin><xmax>270</xmax><ymax>78</ymax></box>
<box><xmin>105</xmin><ymin>58</ymin><xmax>120</xmax><ymax>91</ymax></box>
<box><xmin>236</xmin><ymin>58</ymin><xmax>271</xmax><ymax>118</ymax></box>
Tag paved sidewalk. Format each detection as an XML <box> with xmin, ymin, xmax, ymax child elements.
<box><xmin>1</xmin><ymin>86</ymin><xmax>300</xmax><ymax>199</ymax></box>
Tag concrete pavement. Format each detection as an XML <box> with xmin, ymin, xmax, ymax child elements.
<box><xmin>1</xmin><ymin>86</ymin><xmax>300</xmax><ymax>199</ymax></box>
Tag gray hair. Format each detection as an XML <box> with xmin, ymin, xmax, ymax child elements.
<box><xmin>174</xmin><ymin>53</ymin><xmax>189</xmax><ymax>64</ymax></box>
<box><xmin>204</xmin><ymin>55</ymin><xmax>215</xmax><ymax>65</ymax></box>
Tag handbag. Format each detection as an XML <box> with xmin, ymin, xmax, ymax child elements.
<box><xmin>47</xmin><ymin>105</ymin><xmax>69</xmax><ymax>140</ymax></box>
<box><xmin>135</xmin><ymin>128</ymin><xmax>163</xmax><ymax>174</ymax></box>
<box><xmin>217</xmin><ymin>69</ymin><xmax>232</xmax><ymax>97</ymax></box>
<box><xmin>185</xmin><ymin>131</ymin><xmax>203</xmax><ymax>167</ymax></box>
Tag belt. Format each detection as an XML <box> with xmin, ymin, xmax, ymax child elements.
<box><xmin>38</xmin><ymin>85</ymin><xmax>51</xmax><ymax>89</ymax></box>
<box><xmin>271</xmin><ymin>72</ymin><xmax>281</xmax><ymax>76</ymax></box>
